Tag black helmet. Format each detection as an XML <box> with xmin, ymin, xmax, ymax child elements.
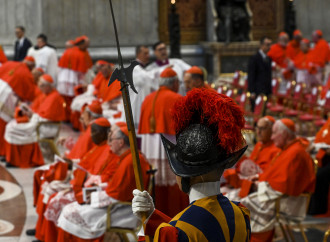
<box><xmin>161</xmin><ymin>124</ymin><xmax>247</xmax><ymax>178</ymax></box>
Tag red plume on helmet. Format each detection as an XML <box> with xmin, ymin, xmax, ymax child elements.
<box><xmin>171</xmin><ymin>88</ymin><xmax>245</xmax><ymax>154</ymax></box>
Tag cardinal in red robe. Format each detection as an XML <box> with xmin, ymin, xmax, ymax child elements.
<box><xmin>139</xmin><ymin>67</ymin><xmax>189</xmax><ymax>217</ymax></box>
<box><xmin>286</xmin><ymin>29</ymin><xmax>303</xmax><ymax>61</ymax></box>
<box><xmin>0</xmin><ymin>45</ymin><xmax>8</xmax><ymax>65</ymax></box>
<box><xmin>4</xmin><ymin>74</ymin><xmax>66</xmax><ymax>168</ymax></box>
<box><xmin>57</xmin><ymin>36</ymin><xmax>93</xmax><ymax>120</ymax></box>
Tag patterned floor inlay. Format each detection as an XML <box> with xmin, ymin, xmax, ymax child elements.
<box><xmin>0</xmin><ymin>180</ymin><xmax>22</xmax><ymax>202</ymax></box>
<box><xmin>0</xmin><ymin>220</ymin><xmax>14</xmax><ymax>235</ymax></box>
<box><xmin>0</xmin><ymin>166</ymin><xmax>26</xmax><ymax>236</ymax></box>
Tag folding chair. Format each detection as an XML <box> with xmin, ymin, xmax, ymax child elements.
<box><xmin>217</xmin><ymin>85</ymin><xmax>228</xmax><ymax>94</ymax></box>
<box><xmin>105</xmin><ymin>167</ymin><xmax>156</xmax><ymax>241</ymax></box>
<box><xmin>105</xmin><ymin>201</ymin><xmax>141</xmax><ymax>242</ymax></box>
<box><xmin>298</xmin><ymin>86</ymin><xmax>323</xmax><ymax>135</ymax></box>
<box><xmin>267</xmin><ymin>80</ymin><xmax>296</xmax><ymax>117</ymax></box>
<box><xmin>314</xmin><ymin>90</ymin><xmax>330</xmax><ymax>129</ymax></box>
<box><xmin>225</xmin><ymin>88</ymin><xmax>238</xmax><ymax>100</ymax></box>
<box><xmin>324</xmin><ymin>227</ymin><xmax>330</xmax><ymax>242</ymax></box>
<box><xmin>237</xmin><ymin>91</ymin><xmax>249</xmax><ymax>112</ymax></box>
<box><xmin>36</xmin><ymin>121</ymin><xmax>61</xmax><ymax>156</ymax></box>
<box><xmin>275</xmin><ymin>159</ymin><xmax>318</xmax><ymax>242</ymax></box>
<box><xmin>284</xmin><ymin>83</ymin><xmax>306</xmax><ymax>117</ymax></box>
<box><xmin>245</xmin><ymin>94</ymin><xmax>267</xmax><ymax>129</ymax></box>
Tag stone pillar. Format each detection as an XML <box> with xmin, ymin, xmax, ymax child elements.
<box><xmin>206</xmin><ymin>0</ymin><xmax>217</xmax><ymax>42</ymax></box>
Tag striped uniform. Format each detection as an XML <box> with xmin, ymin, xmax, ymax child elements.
<box><xmin>154</xmin><ymin>194</ymin><xmax>251</xmax><ymax>241</ymax></box>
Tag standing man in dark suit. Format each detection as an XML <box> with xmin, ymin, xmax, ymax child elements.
<box><xmin>248</xmin><ymin>36</ymin><xmax>272</xmax><ymax>111</ymax></box>
<box><xmin>14</xmin><ymin>26</ymin><xmax>32</xmax><ymax>61</ymax></box>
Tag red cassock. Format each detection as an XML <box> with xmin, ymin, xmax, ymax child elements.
<box><xmin>32</xmin><ymin>110</ymin><xmax>86</xmax><ymax>205</ymax></box>
<box><xmin>139</xmin><ymin>86</ymin><xmax>181</xmax><ymax>135</ymax></box>
<box><xmin>294</xmin><ymin>50</ymin><xmax>323</xmax><ymax>74</ymax></box>
<box><xmin>58</xmin><ymin>46</ymin><xmax>93</xmax><ymax>121</ymax></box>
<box><xmin>97</xmin><ymin>77</ymin><xmax>121</xmax><ymax>102</ymax></box>
<box><xmin>0</xmin><ymin>61</ymin><xmax>36</xmax><ymax>101</ymax></box>
<box><xmin>249</xmin><ymin>141</ymin><xmax>280</xmax><ymax>171</ymax></box>
<box><xmin>267</xmin><ymin>43</ymin><xmax>287</xmax><ymax>68</ymax></box>
<box><xmin>309</xmin><ymin>39</ymin><xmax>330</xmax><ymax>68</ymax></box>
<box><xmin>5</xmin><ymin>141</ymin><xmax>44</xmax><ymax>168</ymax></box>
<box><xmin>69</xmin><ymin>72</ymin><xmax>105</xmax><ymax>131</ymax></box>
<box><xmin>77</xmin><ymin>141</ymin><xmax>113</xmax><ymax>173</ymax></box>
<box><xmin>66</xmin><ymin>124</ymin><xmax>95</xmax><ymax>160</ymax></box>
<box><xmin>286</xmin><ymin>40</ymin><xmax>302</xmax><ymax>61</ymax></box>
<box><xmin>36</xmin><ymin>145</ymin><xmax>118</xmax><ymax>242</ymax></box>
<box><xmin>5</xmin><ymin>89</ymin><xmax>66</xmax><ymax>168</ymax></box>
<box><xmin>58</xmin><ymin>46</ymin><xmax>93</xmax><ymax>74</ymax></box>
<box><xmin>92</xmin><ymin>72</ymin><xmax>120</xmax><ymax>102</ymax></box>
<box><xmin>33</xmin><ymin>162</ymin><xmax>69</xmax><ymax>206</ymax></box>
<box><xmin>314</xmin><ymin>118</ymin><xmax>330</xmax><ymax>166</ymax></box>
<box><xmin>56</xmin><ymin>150</ymin><xmax>150</xmax><ymax>242</ymax></box>
<box><xmin>294</xmin><ymin>51</ymin><xmax>310</xmax><ymax>69</ymax></box>
<box><xmin>34</xmin><ymin>86</ymin><xmax>43</xmax><ymax>101</ymax></box>
<box><xmin>259</xmin><ymin>138</ymin><xmax>315</xmax><ymax>196</ymax></box>
<box><xmin>139</xmin><ymin>87</ymin><xmax>189</xmax><ymax>217</ymax></box>
<box><xmin>0</xmin><ymin>45</ymin><xmax>8</xmax><ymax>64</ymax></box>
<box><xmin>0</xmin><ymin>62</ymin><xmax>36</xmax><ymax>156</ymax></box>
<box><xmin>92</xmin><ymin>72</ymin><xmax>104</xmax><ymax>89</ymax></box>
<box><xmin>223</xmin><ymin>141</ymin><xmax>280</xmax><ymax>195</ymax></box>
<box><xmin>31</xmin><ymin>89</ymin><xmax>66</xmax><ymax>121</ymax></box>
<box><xmin>105</xmin><ymin>150</ymin><xmax>150</xmax><ymax>201</ymax></box>
<box><xmin>64</xmin><ymin>142</ymin><xmax>116</xmax><ymax>205</ymax></box>
<box><xmin>0</xmin><ymin>118</ymin><xmax>7</xmax><ymax>156</ymax></box>
<box><xmin>34</xmin><ymin>161</ymin><xmax>69</xmax><ymax>241</ymax></box>
<box><xmin>250</xmin><ymin>139</ymin><xmax>315</xmax><ymax>242</ymax></box>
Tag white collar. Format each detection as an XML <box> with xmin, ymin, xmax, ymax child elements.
<box><xmin>259</xmin><ymin>49</ymin><xmax>267</xmax><ymax>59</ymax></box>
<box><xmin>188</xmin><ymin>181</ymin><xmax>221</xmax><ymax>203</ymax></box>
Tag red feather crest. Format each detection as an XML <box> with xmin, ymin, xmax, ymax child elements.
<box><xmin>171</xmin><ymin>88</ymin><xmax>245</xmax><ymax>153</ymax></box>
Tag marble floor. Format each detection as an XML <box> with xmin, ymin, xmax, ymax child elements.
<box><xmin>0</xmin><ymin>123</ymin><xmax>79</xmax><ymax>242</ymax></box>
<box><xmin>0</xmin><ymin>165</ymin><xmax>36</xmax><ymax>242</ymax></box>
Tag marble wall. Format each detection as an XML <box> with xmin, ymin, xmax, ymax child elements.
<box><xmin>0</xmin><ymin>0</ymin><xmax>159</xmax><ymax>47</ymax></box>
<box><xmin>295</xmin><ymin>0</ymin><xmax>330</xmax><ymax>40</ymax></box>
<box><xmin>0</xmin><ymin>0</ymin><xmax>42</xmax><ymax>46</ymax></box>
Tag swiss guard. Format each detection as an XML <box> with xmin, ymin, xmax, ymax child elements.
<box><xmin>132</xmin><ymin>88</ymin><xmax>251</xmax><ymax>241</ymax></box>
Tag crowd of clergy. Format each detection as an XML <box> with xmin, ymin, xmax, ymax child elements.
<box><xmin>263</xmin><ymin>29</ymin><xmax>330</xmax><ymax>96</ymax></box>
<box><xmin>0</xmin><ymin>26</ymin><xmax>329</xmax><ymax>242</ymax></box>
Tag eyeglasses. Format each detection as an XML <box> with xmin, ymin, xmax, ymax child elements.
<box><xmin>107</xmin><ymin>136</ymin><xmax>122</xmax><ymax>142</ymax></box>
<box><xmin>256</xmin><ymin>126</ymin><xmax>268</xmax><ymax>131</ymax></box>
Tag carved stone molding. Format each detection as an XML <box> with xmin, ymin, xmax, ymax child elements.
<box><xmin>158</xmin><ymin>0</ymin><xmax>207</xmax><ymax>44</ymax></box>
<box><xmin>202</xmin><ymin>41</ymin><xmax>259</xmax><ymax>75</ymax></box>
<box><xmin>248</xmin><ymin>0</ymin><xmax>285</xmax><ymax>41</ymax></box>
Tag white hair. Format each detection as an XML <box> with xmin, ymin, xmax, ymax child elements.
<box><xmin>85</xmin><ymin>107</ymin><xmax>102</xmax><ymax>118</ymax></box>
<box><xmin>39</xmin><ymin>79</ymin><xmax>55</xmax><ymax>88</ymax></box>
<box><xmin>275</xmin><ymin>120</ymin><xmax>296</xmax><ymax>138</ymax></box>
<box><xmin>159</xmin><ymin>76</ymin><xmax>178</xmax><ymax>87</ymax></box>
<box><xmin>261</xmin><ymin>117</ymin><xmax>274</xmax><ymax>129</ymax></box>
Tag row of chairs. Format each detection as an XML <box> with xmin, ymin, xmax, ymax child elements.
<box><xmin>267</xmin><ymin>79</ymin><xmax>330</xmax><ymax>135</ymax></box>
<box><xmin>217</xmin><ymin>85</ymin><xmax>267</xmax><ymax>130</ymax></box>
<box><xmin>217</xmin><ymin>75</ymin><xmax>330</xmax><ymax>135</ymax></box>
<box><xmin>217</xmin><ymin>73</ymin><xmax>330</xmax><ymax>241</ymax></box>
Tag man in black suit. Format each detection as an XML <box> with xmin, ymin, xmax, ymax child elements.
<box><xmin>14</xmin><ymin>26</ymin><xmax>32</xmax><ymax>61</ymax></box>
<box><xmin>248</xmin><ymin>36</ymin><xmax>272</xmax><ymax>111</ymax></box>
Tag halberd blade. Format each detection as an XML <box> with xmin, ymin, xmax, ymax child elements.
<box><xmin>108</xmin><ymin>68</ymin><xmax>121</xmax><ymax>87</ymax></box>
<box><xmin>124</xmin><ymin>61</ymin><xmax>139</xmax><ymax>94</ymax></box>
